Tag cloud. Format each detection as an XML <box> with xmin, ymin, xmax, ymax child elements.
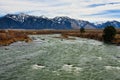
<box><xmin>87</xmin><ymin>9</ymin><xmax>120</xmax><ymax>18</ymax></box>
<box><xmin>88</xmin><ymin>2</ymin><xmax>120</xmax><ymax>7</ymax></box>
<box><xmin>0</xmin><ymin>0</ymin><xmax>120</xmax><ymax>22</ymax></box>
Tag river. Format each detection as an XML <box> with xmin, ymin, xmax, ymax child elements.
<box><xmin>0</xmin><ymin>34</ymin><xmax>120</xmax><ymax>80</ymax></box>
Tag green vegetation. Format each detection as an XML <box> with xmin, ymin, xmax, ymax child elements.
<box><xmin>103</xmin><ymin>26</ymin><xmax>116</xmax><ymax>43</ymax></box>
<box><xmin>80</xmin><ymin>27</ymin><xmax>85</xmax><ymax>33</ymax></box>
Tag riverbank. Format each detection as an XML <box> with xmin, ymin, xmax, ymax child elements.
<box><xmin>61</xmin><ymin>32</ymin><xmax>120</xmax><ymax>45</ymax></box>
<box><xmin>0</xmin><ymin>29</ymin><xmax>120</xmax><ymax>46</ymax></box>
<box><xmin>0</xmin><ymin>30</ymin><xmax>32</xmax><ymax>46</ymax></box>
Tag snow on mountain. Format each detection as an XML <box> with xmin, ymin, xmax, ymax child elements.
<box><xmin>0</xmin><ymin>13</ymin><xmax>120</xmax><ymax>29</ymax></box>
<box><xmin>94</xmin><ymin>21</ymin><xmax>105</xmax><ymax>26</ymax></box>
<box><xmin>96</xmin><ymin>21</ymin><xmax>120</xmax><ymax>29</ymax></box>
<box><xmin>6</xmin><ymin>13</ymin><xmax>30</xmax><ymax>23</ymax></box>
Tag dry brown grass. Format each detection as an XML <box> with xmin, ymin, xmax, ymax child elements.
<box><xmin>1</xmin><ymin>29</ymin><xmax>120</xmax><ymax>45</ymax></box>
<box><xmin>0</xmin><ymin>30</ymin><xmax>32</xmax><ymax>46</ymax></box>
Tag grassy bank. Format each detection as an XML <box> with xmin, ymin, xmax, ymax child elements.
<box><xmin>1</xmin><ymin>29</ymin><xmax>120</xmax><ymax>45</ymax></box>
<box><xmin>0</xmin><ymin>30</ymin><xmax>32</xmax><ymax>46</ymax></box>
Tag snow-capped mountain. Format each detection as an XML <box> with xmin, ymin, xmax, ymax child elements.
<box><xmin>96</xmin><ymin>21</ymin><xmax>120</xmax><ymax>29</ymax></box>
<box><xmin>0</xmin><ymin>13</ymin><xmax>120</xmax><ymax>29</ymax></box>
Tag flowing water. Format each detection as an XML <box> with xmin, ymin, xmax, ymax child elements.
<box><xmin>0</xmin><ymin>34</ymin><xmax>120</xmax><ymax>80</ymax></box>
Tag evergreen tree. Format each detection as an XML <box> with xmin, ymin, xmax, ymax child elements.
<box><xmin>103</xmin><ymin>26</ymin><xmax>116</xmax><ymax>43</ymax></box>
<box><xmin>80</xmin><ymin>27</ymin><xmax>85</xmax><ymax>33</ymax></box>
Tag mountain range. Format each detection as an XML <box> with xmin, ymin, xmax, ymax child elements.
<box><xmin>0</xmin><ymin>13</ymin><xmax>120</xmax><ymax>29</ymax></box>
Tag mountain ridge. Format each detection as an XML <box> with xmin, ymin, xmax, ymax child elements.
<box><xmin>0</xmin><ymin>13</ymin><xmax>120</xmax><ymax>29</ymax></box>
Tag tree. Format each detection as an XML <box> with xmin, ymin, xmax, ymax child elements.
<box><xmin>80</xmin><ymin>27</ymin><xmax>85</xmax><ymax>33</ymax></box>
<box><xmin>103</xmin><ymin>26</ymin><xmax>116</xmax><ymax>43</ymax></box>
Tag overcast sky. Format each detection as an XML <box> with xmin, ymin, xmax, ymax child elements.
<box><xmin>0</xmin><ymin>0</ymin><xmax>120</xmax><ymax>22</ymax></box>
